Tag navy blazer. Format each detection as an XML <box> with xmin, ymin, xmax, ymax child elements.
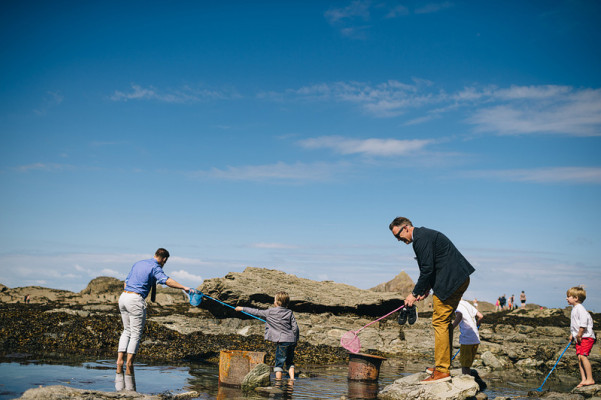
<box><xmin>411</xmin><ymin>227</ymin><xmax>475</xmax><ymax>301</ymax></box>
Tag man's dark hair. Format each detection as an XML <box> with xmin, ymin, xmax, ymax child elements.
<box><xmin>389</xmin><ymin>217</ymin><xmax>413</xmax><ymax>231</ymax></box>
<box><xmin>155</xmin><ymin>248</ymin><xmax>170</xmax><ymax>259</ymax></box>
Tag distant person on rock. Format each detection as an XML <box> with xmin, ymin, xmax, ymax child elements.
<box><xmin>499</xmin><ymin>294</ymin><xmax>506</xmax><ymax>310</ymax></box>
<box><xmin>390</xmin><ymin>217</ymin><xmax>475</xmax><ymax>384</ymax></box>
<box><xmin>117</xmin><ymin>248</ymin><xmax>190</xmax><ymax>375</ymax></box>
<box><xmin>236</xmin><ymin>291</ymin><xmax>299</xmax><ymax>381</ymax></box>
<box><xmin>566</xmin><ymin>286</ymin><xmax>596</xmax><ymax>388</ymax></box>
<box><xmin>520</xmin><ymin>291</ymin><xmax>526</xmax><ymax>309</ymax></box>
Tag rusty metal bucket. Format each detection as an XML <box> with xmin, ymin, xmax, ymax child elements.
<box><xmin>218</xmin><ymin>350</ymin><xmax>267</xmax><ymax>387</ymax></box>
<box><xmin>347</xmin><ymin>352</ymin><xmax>387</xmax><ymax>381</ymax></box>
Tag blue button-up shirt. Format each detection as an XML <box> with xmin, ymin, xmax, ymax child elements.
<box><xmin>124</xmin><ymin>258</ymin><xmax>169</xmax><ymax>298</ymax></box>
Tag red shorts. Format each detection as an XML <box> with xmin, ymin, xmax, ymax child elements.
<box><xmin>575</xmin><ymin>337</ymin><xmax>596</xmax><ymax>356</ymax></box>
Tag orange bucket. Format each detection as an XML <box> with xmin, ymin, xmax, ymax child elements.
<box><xmin>218</xmin><ymin>350</ymin><xmax>267</xmax><ymax>387</ymax></box>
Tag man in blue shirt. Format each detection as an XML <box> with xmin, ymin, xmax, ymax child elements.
<box><xmin>117</xmin><ymin>248</ymin><xmax>191</xmax><ymax>375</ymax></box>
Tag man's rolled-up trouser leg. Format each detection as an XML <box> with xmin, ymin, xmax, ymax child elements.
<box><xmin>118</xmin><ymin>293</ymin><xmax>131</xmax><ymax>353</ymax></box>
<box><xmin>118</xmin><ymin>293</ymin><xmax>147</xmax><ymax>354</ymax></box>
<box><xmin>432</xmin><ymin>278</ymin><xmax>470</xmax><ymax>374</ymax></box>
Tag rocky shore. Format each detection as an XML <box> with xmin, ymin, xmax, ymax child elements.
<box><xmin>2</xmin><ymin>267</ymin><xmax>600</xmax><ymax>399</ymax></box>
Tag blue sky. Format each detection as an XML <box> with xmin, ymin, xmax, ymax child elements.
<box><xmin>1</xmin><ymin>1</ymin><xmax>600</xmax><ymax>311</ymax></box>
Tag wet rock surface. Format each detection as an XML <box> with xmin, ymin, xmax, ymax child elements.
<box><xmin>17</xmin><ymin>385</ymin><xmax>199</xmax><ymax>399</ymax></box>
<box><xmin>378</xmin><ymin>370</ymin><xmax>479</xmax><ymax>400</ymax></box>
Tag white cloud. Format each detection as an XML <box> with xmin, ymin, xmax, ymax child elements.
<box><xmin>267</xmin><ymin>81</ymin><xmax>601</xmax><ymax>136</ymax></box>
<box><xmin>385</xmin><ymin>5</ymin><xmax>409</xmax><ymax>18</ymax></box>
<box><xmin>169</xmin><ymin>269</ymin><xmax>203</xmax><ymax>285</ymax></box>
<box><xmin>325</xmin><ymin>1</ymin><xmax>453</xmax><ymax>39</ymax></box>
<box><xmin>415</xmin><ymin>2</ymin><xmax>453</xmax><ymax>14</ymax></box>
<box><xmin>282</xmin><ymin>79</ymin><xmax>442</xmax><ymax>117</ymax></box>
<box><xmin>324</xmin><ymin>0</ymin><xmax>370</xmax><ymax>24</ymax></box>
<box><xmin>467</xmin><ymin>86</ymin><xmax>601</xmax><ymax>136</ymax></box>
<box><xmin>100</xmin><ymin>268</ymin><xmax>125</xmax><ymax>279</ymax></box>
<box><xmin>34</xmin><ymin>91</ymin><xmax>63</xmax><ymax>116</ymax></box>
<box><xmin>170</xmin><ymin>256</ymin><xmax>210</xmax><ymax>266</ymax></box>
<box><xmin>463</xmin><ymin>167</ymin><xmax>601</xmax><ymax>184</ymax></box>
<box><xmin>110</xmin><ymin>83</ymin><xmax>238</xmax><ymax>103</ymax></box>
<box><xmin>298</xmin><ymin>136</ymin><xmax>434</xmax><ymax>156</ymax></box>
<box><xmin>493</xmin><ymin>84</ymin><xmax>572</xmax><ymax>100</ymax></box>
<box><xmin>190</xmin><ymin>161</ymin><xmax>347</xmax><ymax>183</ymax></box>
<box><xmin>340</xmin><ymin>25</ymin><xmax>370</xmax><ymax>39</ymax></box>
<box><xmin>251</xmin><ymin>243</ymin><xmax>299</xmax><ymax>249</ymax></box>
<box><xmin>14</xmin><ymin>163</ymin><xmax>73</xmax><ymax>173</ymax></box>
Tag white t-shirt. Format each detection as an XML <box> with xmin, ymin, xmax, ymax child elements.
<box><xmin>570</xmin><ymin>303</ymin><xmax>596</xmax><ymax>339</ymax></box>
<box><xmin>456</xmin><ymin>300</ymin><xmax>480</xmax><ymax>345</ymax></box>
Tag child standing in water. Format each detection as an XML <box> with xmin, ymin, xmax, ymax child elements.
<box><xmin>566</xmin><ymin>286</ymin><xmax>596</xmax><ymax>388</ymax></box>
<box><xmin>236</xmin><ymin>291</ymin><xmax>299</xmax><ymax>380</ymax></box>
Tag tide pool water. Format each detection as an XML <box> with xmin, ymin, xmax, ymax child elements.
<box><xmin>0</xmin><ymin>357</ymin><xmax>576</xmax><ymax>399</ymax></box>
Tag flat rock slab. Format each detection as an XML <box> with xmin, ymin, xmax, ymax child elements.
<box><xmin>17</xmin><ymin>385</ymin><xmax>199</xmax><ymax>399</ymax></box>
<box><xmin>378</xmin><ymin>372</ymin><xmax>479</xmax><ymax>400</ymax></box>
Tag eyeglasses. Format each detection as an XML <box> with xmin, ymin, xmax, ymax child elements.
<box><xmin>394</xmin><ymin>226</ymin><xmax>405</xmax><ymax>240</ymax></box>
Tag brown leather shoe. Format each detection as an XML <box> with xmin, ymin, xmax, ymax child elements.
<box><xmin>425</xmin><ymin>367</ymin><xmax>434</xmax><ymax>375</ymax></box>
<box><xmin>420</xmin><ymin>369</ymin><xmax>451</xmax><ymax>384</ymax></box>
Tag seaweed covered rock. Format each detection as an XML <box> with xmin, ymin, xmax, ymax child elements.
<box><xmin>241</xmin><ymin>363</ymin><xmax>271</xmax><ymax>390</ymax></box>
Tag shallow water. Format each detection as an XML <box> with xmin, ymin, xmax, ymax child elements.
<box><xmin>0</xmin><ymin>357</ymin><xmax>578</xmax><ymax>399</ymax></box>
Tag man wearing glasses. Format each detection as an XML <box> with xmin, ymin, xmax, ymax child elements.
<box><xmin>389</xmin><ymin>217</ymin><xmax>474</xmax><ymax>384</ymax></box>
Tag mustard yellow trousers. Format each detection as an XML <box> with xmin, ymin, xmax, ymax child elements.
<box><xmin>431</xmin><ymin>278</ymin><xmax>470</xmax><ymax>374</ymax></box>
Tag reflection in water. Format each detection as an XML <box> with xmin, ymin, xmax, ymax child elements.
<box><xmin>0</xmin><ymin>357</ymin><xmax>580</xmax><ymax>400</ymax></box>
<box><xmin>347</xmin><ymin>380</ymin><xmax>379</xmax><ymax>399</ymax></box>
<box><xmin>114</xmin><ymin>371</ymin><xmax>136</xmax><ymax>392</ymax></box>
<box><xmin>215</xmin><ymin>377</ymin><xmax>296</xmax><ymax>400</ymax></box>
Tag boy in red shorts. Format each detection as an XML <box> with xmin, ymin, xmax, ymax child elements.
<box><xmin>566</xmin><ymin>286</ymin><xmax>596</xmax><ymax>388</ymax></box>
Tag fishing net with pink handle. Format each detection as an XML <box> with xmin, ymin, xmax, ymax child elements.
<box><xmin>340</xmin><ymin>330</ymin><xmax>361</xmax><ymax>353</ymax></box>
<box><xmin>340</xmin><ymin>303</ymin><xmax>405</xmax><ymax>354</ymax></box>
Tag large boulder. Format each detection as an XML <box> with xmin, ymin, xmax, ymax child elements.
<box><xmin>369</xmin><ymin>270</ymin><xmax>438</xmax><ymax>311</ymax></box>
<box><xmin>80</xmin><ymin>276</ymin><xmax>124</xmax><ymax>296</ymax></box>
<box><xmin>370</xmin><ymin>271</ymin><xmax>414</xmax><ymax>295</ymax></box>
<box><xmin>198</xmin><ymin>267</ymin><xmax>404</xmax><ymax>318</ymax></box>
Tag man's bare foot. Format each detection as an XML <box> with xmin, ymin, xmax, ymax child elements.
<box><xmin>125</xmin><ymin>364</ymin><xmax>134</xmax><ymax>375</ymax></box>
<box><xmin>576</xmin><ymin>380</ymin><xmax>595</xmax><ymax>388</ymax></box>
<box><xmin>116</xmin><ymin>361</ymin><xmax>124</xmax><ymax>374</ymax></box>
